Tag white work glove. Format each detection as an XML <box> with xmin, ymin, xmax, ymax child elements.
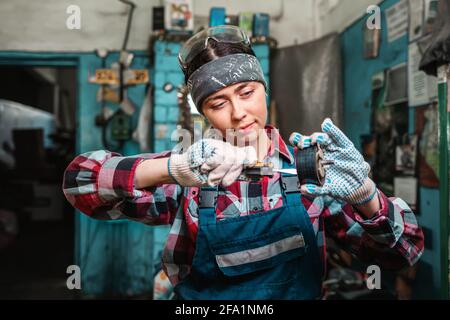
<box><xmin>290</xmin><ymin>118</ymin><xmax>377</xmax><ymax>206</ymax></box>
<box><xmin>168</xmin><ymin>139</ymin><xmax>257</xmax><ymax>187</ymax></box>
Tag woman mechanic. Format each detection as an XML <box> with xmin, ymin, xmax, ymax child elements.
<box><xmin>63</xmin><ymin>26</ymin><xmax>424</xmax><ymax>300</ymax></box>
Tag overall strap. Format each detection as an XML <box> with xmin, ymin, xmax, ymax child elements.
<box><xmin>280</xmin><ymin>146</ymin><xmax>301</xmax><ymax>206</ymax></box>
<box><xmin>198</xmin><ymin>186</ymin><xmax>218</xmax><ymax>225</ymax></box>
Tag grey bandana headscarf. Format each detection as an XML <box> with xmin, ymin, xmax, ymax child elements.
<box><xmin>186</xmin><ymin>53</ymin><xmax>267</xmax><ymax>112</ymax></box>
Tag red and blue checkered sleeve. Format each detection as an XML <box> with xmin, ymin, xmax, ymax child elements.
<box><xmin>320</xmin><ymin>189</ymin><xmax>424</xmax><ymax>271</ymax></box>
<box><xmin>62</xmin><ymin>149</ymin><xmax>181</xmax><ymax>225</ymax></box>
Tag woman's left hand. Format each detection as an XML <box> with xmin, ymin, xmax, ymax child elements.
<box><xmin>289</xmin><ymin>118</ymin><xmax>377</xmax><ymax>206</ymax></box>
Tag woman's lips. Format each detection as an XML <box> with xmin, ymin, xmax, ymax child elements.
<box><xmin>238</xmin><ymin>121</ymin><xmax>256</xmax><ymax>133</ymax></box>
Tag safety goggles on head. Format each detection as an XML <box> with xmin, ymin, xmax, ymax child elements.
<box><xmin>178</xmin><ymin>25</ymin><xmax>251</xmax><ymax>71</ymax></box>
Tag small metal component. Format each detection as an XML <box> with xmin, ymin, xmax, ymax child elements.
<box><xmin>198</xmin><ymin>190</ymin><xmax>218</xmax><ymax>208</ymax></box>
<box><xmin>95</xmin><ymin>48</ymin><xmax>109</xmax><ymax>59</ymax></box>
<box><xmin>163</xmin><ymin>82</ymin><xmax>174</xmax><ymax>92</ymax></box>
<box><xmin>239</xmin><ymin>144</ymin><xmax>334</xmax><ymax>185</ymax></box>
<box><xmin>244</xmin><ymin>166</ymin><xmax>274</xmax><ymax>177</ymax></box>
<box><xmin>239</xmin><ymin>161</ymin><xmax>274</xmax><ymax>180</ymax></box>
<box><xmin>280</xmin><ymin>175</ymin><xmax>301</xmax><ymax>193</ymax></box>
<box><xmin>320</xmin><ymin>160</ymin><xmax>335</xmax><ymax>166</ymax></box>
<box><xmin>119</xmin><ymin>51</ymin><xmax>134</xmax><ymax>67</ymax></box>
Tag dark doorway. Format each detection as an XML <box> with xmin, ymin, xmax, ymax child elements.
<box><xmin>0</xmin><ymin>66</ymin><xmax>78</xmax><ymax>299</ymax></box>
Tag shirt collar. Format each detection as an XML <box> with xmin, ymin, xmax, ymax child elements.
<box><xmin>265</xmin><ymin>125</ymin><xmax>295</xmax><ymax>164</ymax></box>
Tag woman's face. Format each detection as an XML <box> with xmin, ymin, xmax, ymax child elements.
<box><xmin>201</xmin><ymin>81</ymin><xmax>267</xmax><ymax>145</ymax></box>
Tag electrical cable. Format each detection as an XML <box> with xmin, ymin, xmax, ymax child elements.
<box><xmin>119</xmin><ymin>0</ymin><xmax>136</xmax><ymax>51</ymax></box>
<box><xmin>118</xmin><ymin>0</ymin><xmax>136</xmax><ymax>103</ymax></box>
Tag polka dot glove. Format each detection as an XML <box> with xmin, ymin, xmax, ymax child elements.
<box><xmin>289</xmin><ymin>118</ymin><xmax>377</xmax><ymax>206</ymax></box>
<box><xmin>169</xmin><ymin>139</ymin><xmax>257</xmax><ymax>187</ymax></box>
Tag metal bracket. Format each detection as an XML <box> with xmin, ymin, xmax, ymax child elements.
<box><xmin>280</xmin><ymin>175</ymin><xmax>300</xmax><ymax>193</ymax></box>
<box><xmin>198</xmin><ymin>190</ymin><xmax>218</xmax><ymax>208</ymax></box>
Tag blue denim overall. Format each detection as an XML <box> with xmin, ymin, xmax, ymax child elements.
<box><xmin>175</xmin><ymin>152</ymin><xmax>323</xmax><ymax>299</ymax></box>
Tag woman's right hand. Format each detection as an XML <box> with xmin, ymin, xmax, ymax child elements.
<box><xmin>168</xmin><ymin>139</ymin><xmax>257</xmax><ymax>187</ymax></box>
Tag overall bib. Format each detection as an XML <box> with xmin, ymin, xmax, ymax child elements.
<box><xmin>175</xmin><ymin>152</ymin><xmax>323</xmax><ymax>299</ymax></box>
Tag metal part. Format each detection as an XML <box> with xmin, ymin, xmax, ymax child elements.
<box><xmin>163</xmin><ymin>82</ymin><xmax>174</xmax><ymax>93</ymax></box>
<box><xmin>239</xmin><ymin>161</ymin><xmax>273</xmax><ymax>180</ymax></box>
<box><xmin>199</xmin><ymin>189</ymin><xmax>218</xmax><ymax>208</ymax></box>
<box><xmin>240</xmin><ymin>144</ymin><xmax>333</xmax><ymax>186</ymax></box>
<box><xmin>120</xmin><ymin>51</ymin><xmax>134</xmax><ymax>68</ymax></box>
<box><xmin>280</xmin><ymin>175</ymin><xmax>300</xmax><ymax>193</ymax></box>
<box><xmin>296</xmin><ymin>144</ymin><xmax>327</xmax><ymax>185</ymax></box>
<box><xmin>244</xmin><ymin>166</ymin><xmax>274</xmax><ymax>177</ymax></box>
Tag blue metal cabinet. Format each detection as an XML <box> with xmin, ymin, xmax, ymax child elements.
<box><xmin>76</xmin><ymin>52</ymin><xmax>155</xmax><ymax>297</ymax></box>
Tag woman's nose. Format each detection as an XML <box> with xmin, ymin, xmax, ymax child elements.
<box><xmin>231</xmin><ymin>101</ymin><xmax>247</xmax><ymax>121</ymax></box>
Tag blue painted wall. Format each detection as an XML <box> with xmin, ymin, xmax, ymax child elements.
<box><xmin>341</xmin><ymin>0</ymin><xmax>440</xmax><ymax>298</ymax></box>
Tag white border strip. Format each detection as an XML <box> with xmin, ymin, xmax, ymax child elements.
<box><xmin>215</xmin><ymin>234</ymin><xmax>305</xmax><ymax>268</ymax></box>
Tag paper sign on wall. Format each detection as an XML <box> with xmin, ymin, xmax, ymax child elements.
<box><xmin>386</xmin><ymin>0</ymin><xmax>409</xmax><ymax>42</ymax></box>
<box><xmin>394</xmin><ymin>176</ymin><xmax>418</xmax><ymax>210</ymax></box>
<box><xmin>408</xmin><ymin>41</ymin><xmax>438</xmax><ymax>107</ymax></box>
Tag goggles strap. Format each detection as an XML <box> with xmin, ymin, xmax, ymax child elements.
<box><xmin>187</xmin><ymin>53</ymin><xmax>267</xmax><ymax>112</ymax></box>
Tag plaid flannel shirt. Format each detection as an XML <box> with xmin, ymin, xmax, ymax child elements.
<box><xmin>63</xmin><ymin>126</ymin><xmax>424</xmax><ymax>286</ymax></box>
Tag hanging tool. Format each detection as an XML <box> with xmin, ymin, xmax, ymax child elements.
<box><xmin>89</xmin><ymin>0</ymin><xmax>148</xmax><ymax>90</ymax></box>
<box><xmin>89</xmin><ymin>0</ymin><xmax>151</xmax><ymax>152</ymax></box>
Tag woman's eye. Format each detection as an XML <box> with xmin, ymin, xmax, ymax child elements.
<box><xmin>241</xmin><ymin>90</ymin><xmax>254</xmax><ymax>97</ymax></box>
<box><xmin>211</xmin><ymin>102</ymin><xmax>225</xmax><ymax>109</ymax></box>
